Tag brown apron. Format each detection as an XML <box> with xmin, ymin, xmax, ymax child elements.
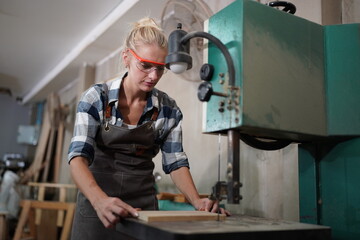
<box><xmin>71</xmin><ymin>85</ymin><xmax>160</xmax><ymax>239</ymax></box>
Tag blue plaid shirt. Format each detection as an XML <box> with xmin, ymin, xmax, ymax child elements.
<box><xmin>68</xmin><ymin>74</ymin><xmax>189</xmax><ymax>174</ymax></box>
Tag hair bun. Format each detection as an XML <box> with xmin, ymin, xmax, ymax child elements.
<box><xmin>123</xmin><ymin>17</ymin><xmax>167</xmax><ymax>51</ymax></box>
<box><xmin>134</xmin><ymin>17</ymin><xmax>161</xmax><ymax>31</ymax></box>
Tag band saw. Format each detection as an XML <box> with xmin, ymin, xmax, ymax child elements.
<box><xmin>116</xmin><ymin>1</ymin><xmax>360</xmax><ymax>239</ymax></box>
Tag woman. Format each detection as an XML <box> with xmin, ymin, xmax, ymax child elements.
<box><xmin>68</xmin><ymin>17</ymin><xmax>229</xmax><ymax>239</ymax></box>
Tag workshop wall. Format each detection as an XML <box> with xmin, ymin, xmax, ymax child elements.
<box><xmin>0</xmin><ymin>95</ymin><xmax>31</xmax><ymax>163</ymax></box>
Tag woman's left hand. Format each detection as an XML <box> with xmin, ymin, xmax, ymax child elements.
<box><xmin>193</xmin><ymin>198</ymin><xmax>231</xmax><ymax>216</ymax></box>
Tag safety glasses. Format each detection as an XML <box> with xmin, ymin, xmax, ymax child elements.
<box><xmin>128</xmin><ymin>49</ymin><xmax>167</xmax><ymax>74</ymax></box>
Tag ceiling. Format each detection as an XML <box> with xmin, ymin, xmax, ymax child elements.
<box><xmin>0</xmin><ymin>0</ymin><xmax>167</xmax><ymax>104</ymax></box>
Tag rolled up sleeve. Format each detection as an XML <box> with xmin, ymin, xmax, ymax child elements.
<box><xmin>160</xmin><ymin>111</ymin><xmax>189</xmax><ymax>174</ymax></box>
<box><xmin>68</xmin><ymin>87</ymin><xmax>102</xmax><ymax>165</ymax></box>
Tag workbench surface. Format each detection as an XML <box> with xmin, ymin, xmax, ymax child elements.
<box><xmin>116</xmin><ymin>214</ymin><xmax>331</xmax><ymax>240</ymax></box>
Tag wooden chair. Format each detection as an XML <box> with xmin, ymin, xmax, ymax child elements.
<box><xmin>13</xmin><ymin>182</ymin><xmax>77</xmax><ymax>240</ymax></box>
<box><xmin>27</xmin><ymin>182</ymin><xmax>76</xmax><ymax>227</ymax></box>
<box><xmin>13</xmin><ymin>200</ymin><xmax>75</xmax><ymax>240</ymax></box>
<box><xmin>0</xmin><ymin>211</ymin><xmax>8</xmax><ymax>240</ymax></box>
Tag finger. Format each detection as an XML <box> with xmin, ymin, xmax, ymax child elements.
<box><xmin>224</xmin><ymin>209</ymin><xmax>231</xmax><ymax>216</ymax></box>
<box><xmin>220</xmin><ymin>208</ymin><xmax>225</xmax><ymax>215</ymax></box>
<box><xmin>218</xmin><ymin>208</ymin><xmax>231</xmax><ymax>216</ymax></box>
<box><xmin>99</xmin><ymin>215</ymin><xmax>113</xmax><ymax>228</ymax></box>
<box><xmin>114</xmin><ymin>200</ymin><xmax>139</xmax><ymax>218</ymax></box>
<box><xmin>205</xmin><ymin>201</ymin><xmax>214</xmax><ymax>212</ymax></box>
<box><xmin>105</xmin><ymin>210</ymin><xmax>121</xmax><ymax>225</ymax></box>
<box><xmin>123</xmin><ymin>205</ymin><xmax>139</xmax><ymax>218</ymax></box>
<box><xmin>210</xmin><ymin>202</ymin><xmax>219</xmax><ymax>213</ymax></box>
<box><xmin>111</xmin><ymin>205</ymin><xmax>130</xmax><ymax>218</ymax></box>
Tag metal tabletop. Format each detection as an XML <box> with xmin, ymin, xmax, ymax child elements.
<box><xmin>116</xmin><ymin>214</ymin><xmax>331</xmax><ymax>240</ymax></box>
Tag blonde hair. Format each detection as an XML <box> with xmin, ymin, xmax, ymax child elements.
<box><xmin>123</xmin><ymin>17</ymin><xmax>168</xmax><ymax>51</ymax></box>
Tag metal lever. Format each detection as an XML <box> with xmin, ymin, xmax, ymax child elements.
<box><xmin>197</xmin><ymin>81</ymin><xmax>228</xmax><ymax>102</ymax></box>
<box><xmin>267</xmin><ymin>1</ymin><xmax>296</xmax><ymax>14</ymax></box>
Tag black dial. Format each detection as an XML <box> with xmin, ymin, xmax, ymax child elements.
<box><xmin>200</xmin><ymin>64</ymin><xmax>214</xmax><ymax>81</ymax></box>
<box><xmin>197</xmin><ymin>81</ymin><xmax>214</xmax><ymax>102</ymax></box>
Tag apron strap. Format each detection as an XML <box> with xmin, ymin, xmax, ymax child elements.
<box><xmin>103</xmin><ymin>82</ymin><xmax>158</xmax><ymax>130</ymax></box>
<box><xmin>105</xmin><ymin>105</ymin><xmax>111</xmax><ymax>119</ymax></box>
<box><xmin>135</xmin><ymin>108</ymin><xmax>158</xmax><ymax>156</ymax></box>
<box><xmin>150</xmin><ymin>108</ymin><xmax>159</xmax><ymax>121</ymax></box>
<box><xmin>102</xmin><ymin>83</ymin><xmax>111</xmax><ymax>131</ymax></box>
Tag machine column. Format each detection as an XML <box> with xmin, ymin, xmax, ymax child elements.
<box><xmin>227</xmin><ymin>129</ymin><xmax>241</xmax><ymax>203</ymax></box>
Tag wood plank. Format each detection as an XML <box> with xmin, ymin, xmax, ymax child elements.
<box><xmin>57</xmin><ymin>187</ymin><xmax>66</xmax><ymax>227</ymax></box>
<box><xmin>173</xmin><ymin>194</ymin><xmax>209</xmax><ymax>203</ymax></box>
<box><xmin>60</xmin><ymin>203</ymin><xmax>75</xmax><ymax>240</ymax></box>
<box><xmin>32</xmin><ymin>103</ymin><xmax>51</xmax><ymax>183</ymax></box>
<box><xmin>42</xmin><ymin>92</ymin><xmax>60</xmax><ymax>182</ymax></box>
<box><xmin>41</xmin><ymin>127</ymin><xmax>56</xmax><ymax>182</ymax></box>
<box><xmin>31</xmin><ymin>201</ymin><xmax>75</xmax><ymax>211</ymax></box>
<box><xmin>37</xmin><ymin>209</ymin><xmax>57</xmax><ymax>240</ymax></box>
<box><xmin>156</xmin><ymin>192</ymin><xmax>177</xmax><ymax>201</ymax></box>
<box><xmin>28</xmin><ymin>207</ymin><xmax>37</xmax><ymax>238</ymax></box>
<box><xmin>28</xmin><ymin>182</ymin><xmax>76</xmax><ymax>189</ymax></box>
<box><xmin>13</xmin><ymin>200</ymin><xmax>32</xmax><ymax>240</ymax></box>
<box><xmin>156</xmin><ymin>192</ymin><xmax>209</xmax><ymax>203</ymax></box>
<box><xmin>53</xmin><ymin>107</ymin><xmax>66</xmax><ymax>183</ymax></box>
<box><xmin>20</xmin><ymin>103</ymin><xmax>51</xmax><ymax>184</ymax></box>
<box><xmin>0</xmin><ymin>212</ymin><xmax>8</xmax><ymax>240</ymax></box>
<box><xmin>35</xmin><ymin>186</ymin><xmax>45</xmax><ymax>225</ymax></box>
<box><xmin>137</xmin><ymin>211</ymin><xmax>226</xmax><ymax>222</ymax></box>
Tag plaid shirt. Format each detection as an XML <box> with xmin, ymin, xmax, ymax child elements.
<box><xmin>68</xmin><ymin>74</ymin><xmax>189</xmax><ymax>174</ymax></box>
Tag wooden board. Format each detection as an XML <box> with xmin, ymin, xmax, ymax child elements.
<box><xmin>173</xmin><ymin>194</ymin><xmax>209</xmax><ymax>203</ymax></box>
<box><xmin>137</xmin><ymin>211</ymin><xmax>226</xmax><ymax>222</ymax></box>
<box><xmin>156</xmin><ymin>192</ymin><xmax>209</xmax><ymax>203</ymax></box>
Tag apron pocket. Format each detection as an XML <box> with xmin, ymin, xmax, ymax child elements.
<box><xmin>79</xmin><ymin>171</ymin><xmax>156</xmax><ymax>215</ymax></box>
<box><xmin>119</xmin><ymin>173</ymin><xmax>155</xmax><ymax>198</ymax></box>
<box><xmin>78</xmin><ymin>192</ymin><xmax>98</xmax><ymax>218</ymax></box>
<box><xmin>119</xmin><ymin>173</ymin><xmax>158</xmax><ymax>210</ymax></box>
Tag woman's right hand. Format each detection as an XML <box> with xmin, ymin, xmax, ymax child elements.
<box><xmin>69</xmin><ymin>157</ymin><xmax>139</xmax><ymax>228</ymax></box>
<box><xmin>93</xmin><ymin>196</ymin><xmax>139</xmax><ymax>228</ymax></box>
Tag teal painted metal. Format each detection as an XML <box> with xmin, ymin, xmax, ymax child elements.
<box><xmin>298</xmin><ymin>147</ymin><xmax>318</xmax><ymax>224</ymax></box>
<box><xmin>158</xmin><ymin>200</ymin><xmax>226</xmax><ymax>211</ymax></box>
<box><xmin>320</xmin><ymin>138</ymin><xmax>360</xmax><ymax>239</ymax></box>
<box><xmin>298</xmin><ymin>24</ymin><xmax>360</xmax><ymax>239</ymax></box>
<box><xmin>299</xmin><ymin>138</ymin><xmax>360</xmax><ymax>239</ymax></box>
<box><xmin>242</xmin><ymin>0</ymin><xmax>326</xmax><ymax>138</ymax></box>
<box><xmin>204</xmin><ymin>0</ymin><xmax>244</xmax><ymax>132</ymax></box>
<box><xmin>325</xmin><ymin>24</ymin><xmax>360</xmax><ymax>135</ymax></box>
<box><xmin>204</xmin><ymin>0</ymin><xmax>360</xmax><ymax>141</ymax></box>
<box><xmin>204</xmin><ymin>0</ymin><xmax>327</xmax><ymax>140</ymax></box>
<box><xmin>158</xmin><ymin>200</ymin><xmax>195</xmax><ymax>211</ymax></box>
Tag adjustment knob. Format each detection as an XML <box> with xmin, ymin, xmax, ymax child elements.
<box><xmin>197</xmin><ymin>81</ymin><xmax>229</xmax><ymax>102</ymax></box>
<box><xmin>200</xmin><ymin>64</ymin><xmax>214</xmax><ymax>81</ymax></box>
<box><xmin>197</xmin><ymin>81</ymin><xmax>213</xmax><ymax>102</ymax></box>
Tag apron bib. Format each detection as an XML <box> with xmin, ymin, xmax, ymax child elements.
<box><xmin>71</xmin><ymin>85</ymin><xmax>160</xmax><ymax>239</ymax></box>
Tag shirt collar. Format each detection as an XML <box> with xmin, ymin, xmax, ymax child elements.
<box><xmin>107</xmin><ymin>72</ymin><xmax>159</xmax><ymax>112</ymax></box>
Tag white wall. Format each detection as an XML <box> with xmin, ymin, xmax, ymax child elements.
<box><xmin>342</xmin><ymin>0</ymin><xmax>360</xmax><ymax>23</ymax></box>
